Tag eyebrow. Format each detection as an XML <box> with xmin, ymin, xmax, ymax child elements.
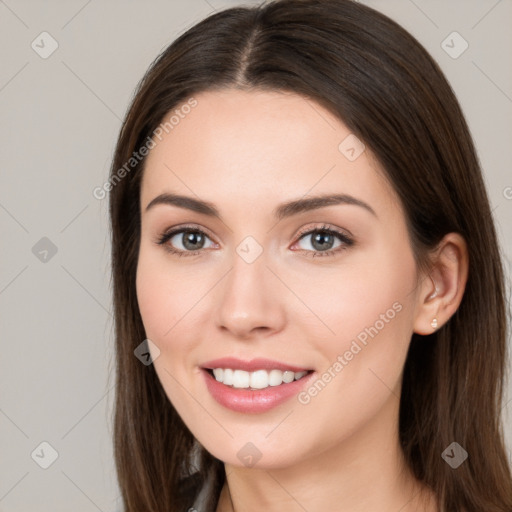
<box><xmin>144</xmin><ymin>192</ymin><xmax>377</xmax><ymax>220</ymax></box>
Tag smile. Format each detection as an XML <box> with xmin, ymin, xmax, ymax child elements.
<box><xmin>208</xmin><ymin>368</ymin><xmax>311</xmax><ymax>390</ymax></box>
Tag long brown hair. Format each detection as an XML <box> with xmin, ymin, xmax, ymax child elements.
<box><xmin>108</xmin><ymin>1</ymin><xmax>512</xmax><ymax>510</ymax></box>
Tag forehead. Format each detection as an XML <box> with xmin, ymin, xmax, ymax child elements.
<box><xmin>140</xmin><ymin>89</ymin><xmax>400</xmax><ymax>217</ymax></box>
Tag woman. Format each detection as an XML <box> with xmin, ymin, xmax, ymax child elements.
<box><xmin>108</xmin><ymin>0</ymin><xmax>512</xmax><ymax>510</ymax></box>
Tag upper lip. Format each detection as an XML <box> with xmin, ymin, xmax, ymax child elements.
<box><xmin>201</xmin><ymin>357</ymin><xmax>312</xmax><ymax>373</ymax></box>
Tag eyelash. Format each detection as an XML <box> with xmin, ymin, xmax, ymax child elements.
<box><xmin>154</xmin><ymin>223</ymin><xmax>354</xmax><ymax>258</ymax></box>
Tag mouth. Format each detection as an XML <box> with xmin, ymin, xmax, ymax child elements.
<box><xmin>200</xmin><ymin>357</ymin><xmax>316</xmax><ymax>412</ymax></box>
<box><xmin>201</xmin><ymin>363</ymin><xmax>316</xmax><ymax>413</ymax></box>
<box><xmin>204</xmin><ymin>367</ymin><xmax>314</xmax><ymax>390</ymax></box>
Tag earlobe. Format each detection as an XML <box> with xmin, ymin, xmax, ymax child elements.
<box><xmin>412</xmin><ymin>233</ymin><xmax>469</xmax><ymax>336</ymax></box>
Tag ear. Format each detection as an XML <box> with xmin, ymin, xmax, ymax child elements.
<box><xmin>413</xmin><ymin>232</ymin><xmax>469</xmax><ymax>335</ymax></box>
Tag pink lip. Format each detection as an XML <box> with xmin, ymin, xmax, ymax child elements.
<box><xmin>201</xmin><ymin>368</ymin><xmax>316</xmax><ymax>414</ymax></box>
<box><xmin>200</xmin><ymin>357</ymin><xmax>311</xmax><ymax>373</ymax></box>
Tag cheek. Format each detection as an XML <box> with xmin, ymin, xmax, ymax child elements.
<box><xmin>300</xmin><ymin>250</ymin><xmax>415</xmax><ymax>349</ymax></box>
<box><xmin>136</xmin><ymin>261</ymin><xmax>170</xmax><ymax>340</ymax></box>
<box><xmin>290</xmin><ymin>266</ymin><xmax>416</xmax><ymax>452</ymax></box>
<box><xmin>135</xmin><ymin>251</ymin><xmax>199</xmax><ymax>408</ymax></box>
<box><xmin>301</xmin><ymin>245</ymin><xmax>417</xmax><ymax>404</ymax></box>
<box><xmin>136</xmin><ymin>246</ymin><xmax>198</xmax><ymax>342</ymax></box>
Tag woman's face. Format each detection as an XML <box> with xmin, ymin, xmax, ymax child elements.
<box><xmin>136</xmin><ymin>89</ymin><xmax>425</xmax><ymax>468</ymax></box>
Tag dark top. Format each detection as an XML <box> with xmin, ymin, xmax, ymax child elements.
<box><xmin>181</xmin><ymin>467</ymin><xmax>217</xmax><ymax>512</ymax></box>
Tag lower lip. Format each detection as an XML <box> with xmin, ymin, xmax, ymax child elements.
<box><xmin>201</xmin><ymin>368</ymin><xmax>315</xmax><ymax>413</ymax></box>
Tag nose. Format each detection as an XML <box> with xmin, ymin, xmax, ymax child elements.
<box><xmin>214</xmin><ymin>250</ymin><xmax>286</xmax><ymax>340</ymax></box>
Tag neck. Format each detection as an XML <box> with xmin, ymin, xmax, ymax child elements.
<box><xmin>216</xmin><ymin>394</ymin><xmax>437</xmax><ymax>512</ymax></box>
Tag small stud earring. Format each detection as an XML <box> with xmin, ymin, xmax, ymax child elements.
<box><xmin>431</xmin><ymin>318</ymin><xmax>438</xmax><ymax>329</ymax></box>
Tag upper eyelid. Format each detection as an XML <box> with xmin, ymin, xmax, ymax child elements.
<box><xmin>295</xmin><ymin>223</ymin><xmax>352</xmax><ymax>239</ymax></box>
<box><xmin>162</xmin><ymin>223</ymin><xmax>216</xmax><ymax>242</ymax></box>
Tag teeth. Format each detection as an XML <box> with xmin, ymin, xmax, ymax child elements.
<box><xmin>223</xmin><ymin>368</ymin><xmax>233</xmax><ymax>385</ymax></box>
<box><xmin>210</xmin><ymin>368</ymin><xmax>309</xmax><ymax>389</ymax></box>
<box><xmin>250</xmin><ymin>370</ymin><xmax>268</xmax><ymax>389</ymax></box>
<box><xmin>233</xmin><ymin>369</ymin><xmax>250</xmax><ymax>388</ymax></box>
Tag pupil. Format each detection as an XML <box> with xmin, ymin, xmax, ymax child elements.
<box><xmin>184</xmin><ymin>231</ymin><xmax>203</xmax><ymax>250</ymax></box>
<box><xmin>312</xmin><ymin>232</ymin><xmax>333</xmax><ymax>251</ymax></box>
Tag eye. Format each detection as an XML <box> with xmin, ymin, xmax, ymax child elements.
<box><xmin>292</xmin><ymin>224</ymin><xmax>354</xmax><ymax>257</ymax></box>
<box><xmin>155</xmin><ymin>223</ymin><xmax>354</xmax><ymax>258</ymax></box>
<box><xmin>155</xmin><ymin>224</ymin><xmax>216</xmax><ymax>257</ymax></box>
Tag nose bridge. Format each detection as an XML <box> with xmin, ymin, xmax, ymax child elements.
<box><xmin>214</xmin><ymin>241</ymin><xmax>285</xmax><ymax>338</ymax></box>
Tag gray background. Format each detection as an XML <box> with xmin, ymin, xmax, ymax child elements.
<box><xmin>1</xmin><ymin>0</ymin><xmax>511</xmax><ymax>510</ymax></box>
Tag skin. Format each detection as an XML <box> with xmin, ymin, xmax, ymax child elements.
<box><xmin>136</xmin><ymin>89</ymin><xmax>468</xmax><ymax>512</ymax></box>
